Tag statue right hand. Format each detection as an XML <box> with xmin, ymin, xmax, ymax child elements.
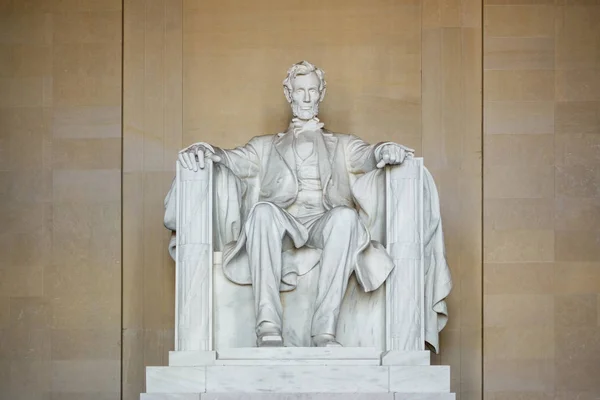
<box><xmin>178</xmin><ymin>143</ymin><xmax>222</xmax><ymax>171</ymax></box>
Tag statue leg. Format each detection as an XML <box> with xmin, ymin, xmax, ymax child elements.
<box><xmin>307</xmin><ymin>206</ymin><xmax>361</xmax><ymax>346</ymax></box>
<box><xmin>244</xmin><ymin>202</ymin><xmax>288</xmax><ymax>346</ymax></box>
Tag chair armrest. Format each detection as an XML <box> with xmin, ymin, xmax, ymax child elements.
<box><xmin>385</xmin><ymin>158</ymin><xmax>425</xmax><ymax>351</ymax></box>
<box><xmin>175</xmin><ymin>160</ymin><xmax>214</xmax><ymax>351</ymax></box>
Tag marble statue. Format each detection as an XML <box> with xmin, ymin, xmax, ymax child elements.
<box><xmin>164</xmin><ymin>61</ymin><xmax>452</xmax><ymax>351</ymax></box>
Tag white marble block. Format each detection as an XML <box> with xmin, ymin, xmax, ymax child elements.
<box><xmin>199</xmin><ymin>396</ymin><xmax>454</xmax><ymax>400</ymax></box>
<box><xmin>215</xmin><ymin>359</ymin><xmax>379</xmax><ymax>366</ymax></box>
<box><xmin>175</xmin><ymin>161</ymin><xmax>214</xmax><ymax>352</ymax></box>
<box><xmin>386</xmin><ymin>160</ymin><xmax>424</xmax><ymax>352</ymax></box>
<box><xmin>381</xmin><ymin>351</ymin><xmax>430</xmax><ymax>366</ymax></box>
<box><xmin>144</xmin><ymin>359</ymin><xmax>452</xmax><ymax>396</ymax></box>
<box><xmin>389</xmin><ymin>366</ymin><xmax>450</xmax><ymax>393</ymax></box>
<box><xmin>214</xmin><ymin>347</ymin><xmax>381</xmax><ymax>366</ymax></box>
<box><xmin>170</xmin><ymin>351</ymin><xmax>217</xmax><ymax>367</ymax></box>
<box><xmin>395</xmin><ymin>395</ymin><xmax>455</xmax><ymax>400</ymax></box>
<box><xmin>146</xmin><ymin>367</ymin><xmax>206</xmax><ymax>393</ymax></box>
<box><xmin>216</xmin><ymin>347</ymin><xmax>380</xmax><ymax>360</ymax></box>
<box><xmin>206</xmin><ymin>366</ymin><xmax>389</xmax><ymax>393</ymax></box>
<box><xmin>214</xmin><ymin>257</ymin><xmax>386</xmax><ymax>349</ymax></box>
<box><xmin>141</xmin><ymin>395</ymin><xmax>200</xmax><ymax>400</ymax></box>
<box><xmin>201</xmin><ymin>395</ymin><xmax>394</xmax><ymax>400</ymax></box>
<box><xmin>142</xmin><ymin>393</ymin><xmax>455</xmax><ymax>400</ymax></box>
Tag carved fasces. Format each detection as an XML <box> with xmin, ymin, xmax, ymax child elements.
<box><xmin>385</xmin><ymin>158</ymin><xmax>425</xmax><ymax>351</ymax></box>
<box><xmin>176</xmin><ymin>160</ymin><xmax>213</xmax><ymax>351</ymax></box>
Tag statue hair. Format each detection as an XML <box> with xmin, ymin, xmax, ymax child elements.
<box><xmin>282</xmin><ymin>61</ymin><xmax>327</xmax><ymax>103</ymax></box>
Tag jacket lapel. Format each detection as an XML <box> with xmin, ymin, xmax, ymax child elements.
<box><xmin>316</xmin><ymin>130</ymin><xmax>338</xmax><ymax>190</ymax></box>
<box><xmin>274</xmin><ymin>129</ymin><xmax>297</xmax><ymax>179</ymax></box>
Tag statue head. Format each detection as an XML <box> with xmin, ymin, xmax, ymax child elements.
<box><xmin>283</xmin><ymin>61</ymin><xmax>327</xmax><ymax>120</ymax></box>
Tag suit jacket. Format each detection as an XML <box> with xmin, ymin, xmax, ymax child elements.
<box><xmin>212</xmin><ymin>127</ymin><xmax>385</xmax><ymax>211</ymax></box>
<box><xmin>200</xmin><ymin>127</ymin><xmax>395</xmax><ymax>293</ymax></box>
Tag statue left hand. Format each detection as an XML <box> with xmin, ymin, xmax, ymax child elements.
<box><xmin>376</xmin><ymin>143</ymin><xmax>415</xmax><ymax>168</ymax></box>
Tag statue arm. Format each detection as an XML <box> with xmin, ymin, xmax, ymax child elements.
<box><xmin>213</xmin><ymin>139</ymin><xmax>261</xmax><ymax>180</ymax></box>
<box><xmin>346</xmin><ymin>136</ymin><xmax>386</xmax><ymax>173</ymax></box>
<box><xmin>180</xmin><ymin>138</ymin><xmax>261</xmax><ymax>180</ymax></box>
<box><xmin>347</xmin><ymin>136</ymin><xmax>415</xmax><ymax>173</ymax></box>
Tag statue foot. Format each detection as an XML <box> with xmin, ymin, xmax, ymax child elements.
<box><xmin>257</xmin><ymin>333</ymin><xmax>284</xmax><ymax>347</ymax></box>
<box><xmin>312</xmin><ymin>333</ymin><xmax>343</xmax><ymax>347</ymax></box>
<box><xmin>256</xmin><ymin>322</ymin><xmax>283</xmax><ymax>347</ymax></box>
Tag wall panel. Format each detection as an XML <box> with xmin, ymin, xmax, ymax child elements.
<box><xmin>421</xmin><ymin>0</ymin><xmax>483</xmax><ymax>397</ymax></box>
<box><xmin>122</xmin><ymin>0</ymin><xmax>183</xmax><ymax>398</ymax></box>
<box><xmin>0</xmin><ymin>1</ymin><xmax>122</xmax><ymax>399</ymax></box>
<box><xmin>483</xmin><ymin>1</ymin><xmax>600</xmax><ymax>399</ymax></box>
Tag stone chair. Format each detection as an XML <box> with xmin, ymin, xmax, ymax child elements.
<box><xmin>140</xmin><ymin>158</ymin><xmax>454</xmax><ymax>399</ymax></box>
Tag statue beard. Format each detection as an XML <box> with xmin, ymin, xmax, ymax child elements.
<box><xmin>291</xmin><ymin>102</ymin><xmax>320</xmax><ymax>121</ymax></box>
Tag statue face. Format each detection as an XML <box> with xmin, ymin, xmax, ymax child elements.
<box><xmin>290</xmin><ymin>72</ymin><xmax>321</xmax><ymax>120</ymax></box>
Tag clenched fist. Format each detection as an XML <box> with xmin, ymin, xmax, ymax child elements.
<box><xmin>376</xmin><ymin>143</ymin><xmax>415</xmax><ymax>168</ymax></box>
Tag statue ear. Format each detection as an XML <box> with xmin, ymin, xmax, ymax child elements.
<box><xmin>283</xmin><ymin>86</ymin><xmax>292</xmax><ymax>103</ymax></box>
<box><xmin>319</xmin><ymin>88</ymin><xmax>326</xmax><ymax>103</ymax></box>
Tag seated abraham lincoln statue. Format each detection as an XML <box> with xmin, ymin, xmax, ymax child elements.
<box><xmin>165</xmin><ymin>61</ymin><xmax>452</xmax><ymax>350</ymax></box>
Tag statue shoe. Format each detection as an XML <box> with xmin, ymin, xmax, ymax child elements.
<box><xmin>256</xmin><ymin>322</ymin><xmax>283</xmax><ymax>347</ymax></box>
<box><xmin>312</xmin><ymin>333</ymin><xmax>343</xmax><ymax>347</ymax></box>
<box><xmin>257</xmin><ymin>333</ymin><xmax>284</xmax><ymax>347</ymax></box>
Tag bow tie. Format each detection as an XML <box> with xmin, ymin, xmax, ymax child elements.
<box><xmin>291</xmin><ymin>117</ymin><xmax>325</xmax><ymax>136</ymax></box>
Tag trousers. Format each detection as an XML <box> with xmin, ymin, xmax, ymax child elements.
<box><xmin>244</xmin><ymin>202</ymin><xmax>363</xmax><ymax>336</ymax></box>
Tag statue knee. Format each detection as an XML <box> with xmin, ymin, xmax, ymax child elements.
<box><xmin>328</xmin><ymin>206</ymin><xmax>359</xmax><ymax>228</ymax></box>
<box><xmin>248</xmin><ymin>202</ymin><xmax>278</xmax><ymax>224</ymax></box>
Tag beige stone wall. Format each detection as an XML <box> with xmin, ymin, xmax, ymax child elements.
<box><xmin>421</xmin><ymin>1</ymin><xmax>483</xmax><ymax>398</ymax></box>
<box><xmin>2</xmin><ymin>0</ymin><xmax>599</xmax><ymax>399</ymax></box>
<box><xmin>122</xmin><ymin>0</ymin><xmax>182</xmax><ymax>398</ymax></box>
<box><xmin>0</xmin><ymin>1</ymin><xmax>122</xmax><ymax>399</ymax></box>
<box><xmin>483</xmin><ymin>1</ymin><xmax>600</xmax><ymax>399</ymax></box>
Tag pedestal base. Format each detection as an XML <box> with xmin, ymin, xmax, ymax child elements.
<box><xmin>140</xmin><ymin>349</ymin><xmax>454</xmax><ymax>400</ymax></box>
<box><xmin>142</xmin><ymin>395</ymin><xmax>455</xmax><ymax>400</ymax></box>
